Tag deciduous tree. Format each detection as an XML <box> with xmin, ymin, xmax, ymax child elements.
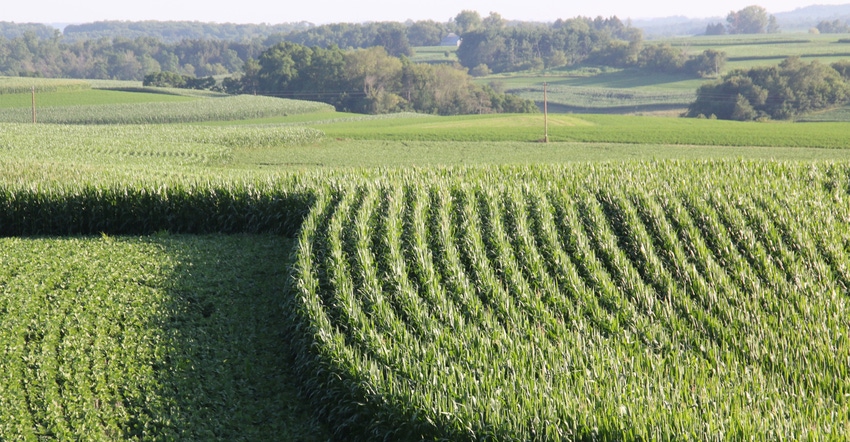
<box><xmin>726</xmin><ymin>5</ymin><xmax>774</xmax><ymax>34</ymax></box>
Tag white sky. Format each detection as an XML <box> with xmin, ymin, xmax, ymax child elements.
<box><xmin>3</xmin><ymin>0</ymin><xmax>849</xmax><ymax>25</ymax></box>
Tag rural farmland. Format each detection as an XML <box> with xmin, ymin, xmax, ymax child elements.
<box><xmin>1</xmin><ymin>18</ymin><xmax>850</xmax><ymax>441</ymax></box>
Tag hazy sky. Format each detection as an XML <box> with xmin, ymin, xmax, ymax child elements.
<box><xmin>4</xmin><ymin>0</ymin><xmax>849</xmax><ymax>25</ymax></box>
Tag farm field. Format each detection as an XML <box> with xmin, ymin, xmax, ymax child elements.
<box><xmin>292</xmin><ymin>162</ymin><xmax>850</xmax><ymax>440</ymax></box>
<box><xmin>0</xmin><ymin>234</ymin><xmax>329</xmax><ymax>440</ymax></box>
<box><xmin>484</xmin><ymin>32</ymin><xmax>850</xmax><ymax>116</ymax></box>
<box><xmin>0</xmin><ymin>76</ymin><xmax>849</xmax><ymax>440</ymax></box>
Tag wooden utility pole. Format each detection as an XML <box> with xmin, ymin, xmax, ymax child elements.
<box><xmin>543</xmin><ymin>82</ymin><xmax>549</xmax><ymax>143</ymax></box>
<box><xmin>31</xmin><ymin>86</ymin><xmax>36</xmax><ymax>124</ymax></box>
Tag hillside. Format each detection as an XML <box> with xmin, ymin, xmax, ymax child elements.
<box><xmin>636</xmin><ymin>3</ymin><xmax>850</xmax><ymax>36</ymax></box>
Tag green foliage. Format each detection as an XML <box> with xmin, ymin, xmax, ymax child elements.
<box><xmin>637</xmin><ymin>43</ymin><xmax>687</xmax><ymax>73</ymax></box>
<box><xmin>688</xmin><ymin>57</ymin><xmax>850</xmax><ymax>120</ymax></box>
<box><xmin>727</xmin><ymin>5</ymin><xmax>776</xmax><ymax>34</ymax></box>
<box><xmin>0</xmin><ymin>23</ymin><xmax>57</xmax><ymax>39</ymax></box>
<box><xmin>0</xmin><ymin>234</ymin><xmax>330</xmax><ymax>440</ymax></box>
<box><xmin>308</xmin><ymin>112</ymin><xmax>850</xmax><ymax>148</ymax></box>
<box><xmin>236</xmin><ymin>42</ymin><xmax>536</xmax><ymax>115</ymax></box>
<box><xmin>61</xmin><ymin>20</ymin><xmax>311</xmax><ymax>43</ymax></box>
<box><xmin>143</xmin><ymin>71</ymin><xmax>217</xmax><ymax>90</ymax></box>
<box><xmin>684</xmin><ymin>49</ymin><xmax>727</xmax><ymax>77</ymax></box>
<box><xmin>0</xmin><ymin>89</ymin><xmax>197</xmax><ymax>110</ymax></box>
<box><xmin>407</xmin><ymin>21</ymin><xmax>449</xmax><ymax>46</ymax></box>
<box><xmin>0</xmin><ymin>34</ymin><xmax>263</xmax><ymax>80</ymax></box>
<box><xmin>289</xmin><ymin>162</ymin><xmax>850</xmax><ymax>440</ymax></box>
<box><xmin>372</xmin><ymin>26</ymin><xmax>413</xmax><ymax>58</ymax></box>
<box><xmin>456</xmin><ymin>17</ymin><xmax>641</xmax><ymax>74</ymax></box>
<box><xmin>143</xmin><ymin>71</ymin><xmax>187</xmax><ymax>88</ymax></box>
<box><xmin>279</xmin><ymin>21</ymin><xmax>448</xmax><ymax>53</ymax></box>
<box><xmin>453</xmin><ymin>10</ymin><xmax>482</xmax><ymax>34</ymax></box>
<box><xmin>0</xmin><ymin>177</ymin><xmax>315</xmax><ymax>236</ymax></box>
<box><xmin>816</xmin><ymin>19</ymin><xmax>850</xmax><ymax>34</ymax></box>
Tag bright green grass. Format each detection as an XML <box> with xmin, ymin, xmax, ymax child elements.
<box><xmin>0</xmin><ymin>89</ymin><xmax>197</xmax><ymax>108</ymax></box>
<box><xmin>0</xmin><ymin>234</ymin><xmax>330</xmax><ymax>440</ymax></box>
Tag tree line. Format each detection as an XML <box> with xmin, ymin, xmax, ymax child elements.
<box><xmin>0</xmin><ymin>32</ymin><xmax>265</xmax><ymax>79</ymax></box>
<box><xmin>0</xmin><ymin>11</ymin><xmax>727</xmax><ymax>82</ymax></box>
<box><xmin>61</xmin><ymin>21</ymin><xmax>312</xmax><ymax>43</ymax></box>
<box><xmin>219</xmin><ymin>42</ymin><xmax>538</xmax><ymax>115</ymax></box>
<box><xmin>687</xmin><ymin>57</ymin><xmax>850</xmax><ymax>120</ymax></box>
<box><xmin>455</xmin><ymin>17</ymin><xmax>727</xmax><ymax>78</ymax></box>
<box><xmin>704</xmin><ymin>5</ymin><xmax>780</xmax><ymax>35</ymax></box>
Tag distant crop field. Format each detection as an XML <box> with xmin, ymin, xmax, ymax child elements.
<box><xmin>0</xmin><ymin>76</ymin><xmax>91</xmax><ymax>94</ymax></box>
<box><xmin>308</xmin><ymin>112</ymin><xmax>850</xmax><ymax>148</ymax></box>
<box><xmin>470</xmin><ymin>33</ymin><xmax>850</xmax><ymax>116</ymax></box>
<box><xmin>511</xmin><ymin>85</ymin><xmax>694</xmax><ymax>114</ymax></box>
<box><xmin>0</xmin><ymin>88</ymin><xmax>196</xmax><ymax>109</ymax></box>
<box><xmin>0</xmin><ymin>94</ymin><xmax>334</xmax><ymax>124</ymax></box>
<box><xmin>0</xmin><ymin>123</ymin><xmax>324</xmax><ymax>169</ymax></box>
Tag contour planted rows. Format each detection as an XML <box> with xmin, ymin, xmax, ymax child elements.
<box><xmin>290</xmin><ymin>163</ymin><xmax>850</xmax><ymax>440</ymax></box>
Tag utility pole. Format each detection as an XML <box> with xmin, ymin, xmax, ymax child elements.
<box><xmin>543</xmin><ymin>82</ymin><xmax>549</xmax><ymax>143</ymax></box>
<box><xmin>31</xmin><ymin>86</ymin><xmax>36</xmax><ymax>124</ymax></box>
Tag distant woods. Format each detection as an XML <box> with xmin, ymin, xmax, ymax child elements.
<box><xmin>0</xmin><ymin>11</ymin><xmax>726</xmax><ymax>83</ymax></box>
<box><xmin>454</xmin><ymin>16</ymin><xmax>726</xmax><ymax>77</ymax></box>
<box><xmin>705</xmin><ymin>5</ymin><xmax>780</xmax><ymax>36</ymax></box>
<box><xmin>688</xmin><ymin>57</ymin><xmax>850</xmax><ymax>120</ymax></box>
<box><xmin>220</xmin><ymin>43</ymin><xmax>539</xmax><ymax>115</ymax></box>
<box><xmin>0</xmin><ymin>19</ymin><xmax>454</xmax><ymax>80</ymax></box>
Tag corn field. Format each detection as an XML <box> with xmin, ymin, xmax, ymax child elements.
<box><xmin>0</xmin><ymin>77</ymin><xmax>91</xmax><ymax>95</ymax></box>
<box><xmin>0</xmin><ymin>160</ymin><xmax>848</xmax><ymax>439</ymax></box>
<box><xmin>290</xmin><ymin>162</ymin><xmax>850</xmax><ymax>440</ymax></box>
<box><xmin>0</xmin><ymin>94</ymin><xmax>333</xmax><ymax>124</ymax></box>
